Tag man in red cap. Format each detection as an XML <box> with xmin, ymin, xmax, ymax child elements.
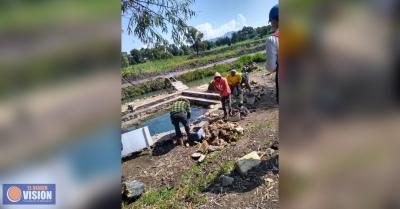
<box><xmin>212</xmin><ymin>72</ymin><xmax>231</xmax><ymax>119</ymax></box>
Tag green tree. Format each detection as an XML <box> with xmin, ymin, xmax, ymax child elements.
<box><xmin>215</xmin><ymin>37</ymin><xmax>231</xmax><ymax>46</ymax></box>
<box><xmin>266</xmin><ymin>25</ymin><xmax>275</xmax><ymax>35</ymax></box>
<box><xmin>130</xmin><ymin>49</ymin><xmax>143</xmax><ymax>64</ymax></box>
<box><xmin>152</xmin><ymin>43</ymin><xmax>165</xmax><ymax>59</ymax></box>
<box><xmin>140</xmin><ymin>48</ymin><xmax>153</xmax><ymax>61</ymax></box>
<box><xmin>204</xmin><ymin>40</ymin><xmax>216</xmax><ymax>50</ymax></box>
<box><xmin>197</xmin><ymin>41</ymin><xmax>208</xmax><ymax>52</ymax></box>
<box><xmin>167</xmin><ymin>44</ymin><xmax>183</xmax><ymax>56</ymax></box>
<box><xmin>237</xmin><ymin>26</ymin><xmax>256</xmax><ymax>41</ymax></box>
<box><xmin>121</xmin><ymin>52</ymin><xmax>129</xmax><ymax>67</ymax></box>
<box><xmin>230</xmin><ymin>32</ymin><xmax>239</xmax><ymax>44</ymax></box>
<box><xmin>185</xmin><ymin>26</ymin><xmax>204</xmax><ymax>55</ymax></box>
<box><xmin>121</xmin><ymin>0</ymin><xmax>196</xmax><ymax>44</ymax></box>
<box><xmin>180</xmin><ymin>44</ymin><xmax>192</xmax><ymax>55</ymax></box>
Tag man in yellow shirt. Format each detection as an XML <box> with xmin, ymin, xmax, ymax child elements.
<box><xmin>226</xmin><ymin>70</ymin><xmax>243</xmax><ymax>104</ymax></box>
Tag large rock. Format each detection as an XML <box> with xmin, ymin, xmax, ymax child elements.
<box><xmin>208</xmin><ymin>145</ymin><xmax>221</xmax><ymax>152</ymax></box>
<box><xmin>197</xmin><ymin>154</ymin><xmax>206</xmax><ymax>163</ymax></box>
<box><xmin>236</xmin><ymin>151</ymin><xmax>261</xmax><ymax>175</ymax></box>
<box><xmin>220</xmin><ymin>175</ymin><xmax>234</xmax><ymax>187</ymax></box>
<box><xmin>123</xmin><ymin>180</ymin><xmax>145</xmax><ymax>199</ymax></box>
<box><xmin>235</xmin><ymin>127</ymin><xmax>244</xmax><ymax>134</ymax></box>
<box><xmin>197</xmin><ymin>141</ymin><xmax>209</xmax><ymax>154</ymax></box>
<box><xmin>191</xmin><ymin>152</ymin><xmax>202</xmax><ymax>159</ymax></box>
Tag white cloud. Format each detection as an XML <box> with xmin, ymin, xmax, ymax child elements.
<box><xmin>196</xmin><ymin>14</ymin><xmax>247</xmax><ymax>40</ymax></box>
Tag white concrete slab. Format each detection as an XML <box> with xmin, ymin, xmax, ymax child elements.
<box><xmin>121</xmin><ymin>127</ymin><xmax>153</xmax><ymax>157</ymax></box>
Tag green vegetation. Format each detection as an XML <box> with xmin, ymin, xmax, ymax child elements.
<box><xmin>177</xmin><ymin>64</ymin><xmax>231</xmax><ymax>83</ymax></box>
<box><xmin>0</xmin><ymin>0</ymin><xmax>117</xmax><ymax>99</ymax></box>
<box><xmin>189</xmin><ymin>37</ymin><xmax>266</xmax><ymax>58</ymax></box>
<box><xmin>0</xmin><ymin>0</ymin><xmax>114</xmax><ymax>30</ymax></box>
<box><xmin>233</xmin><ymin>52</ymin><xmax>267</xmax><ymax>68</ymax></box>
<box><xmin>125</xmin><ymin>150</ymin><xmax>236</xmax><ymax>209</ymax></box>
<box><xmin>122</xmin><ymin>52</ymin><xmax>266</xmax><ymax>102</ymax></box>
<box><xmin>185</xmin><ymin>26</ymin><xmax>204</xmax><ymax>55</ymax></box>
<box><xmin>122</xmin><ymin>88</ymin><xmax>173</xmax><ymax>104</ymax></box>
<box><xmin>122</xmin><ymin>39</ymin><xmax>265</xmax><ymax>77</ymax></box>
<box><xmin>122</xmin><ymin>56</ymin><xmax>188</xmax><ymax>77</ymax></box>
<box><xmin>122</xmin><ymin>78</ymin><xmax>174</xmax><ymax>103</ymax></box>
<box><xmin>122</xmin><ymin>0</ymin><xmax>196</xmax><ymax>45</ymax></box>
<box><xmin>250</xmin><ymin>119</ymin><xmax>274</xmax><ymax>132</ymax></box>
<box><xmin>121</xmin><ymin>23</ymin><xmax>273</xmax><ymax>66</ymax></box>
<box><xmin>207</xmin><ymin>38</ymin><xmax>261</xmax><ymax>52</ymax></box>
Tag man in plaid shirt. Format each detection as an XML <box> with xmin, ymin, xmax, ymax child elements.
<box><xmin>170</xmin><ymin>98</ymin><xmax>191</xmax><ymax>145</ymax></box>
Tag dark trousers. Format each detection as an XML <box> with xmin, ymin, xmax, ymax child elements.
<box><xmin>170</xmin><ymin>112</ymin><xmax>190</xmax><ymax>137</ymax></box>
<box><xmin>221</xmin><ymin>96</ymin><xmax>231</xmax><ymax>116</ymax></box>
<box><xmin>229</xmin><ymin>85</ymin><xmax>242</xmax><ymax>96</ymax></box>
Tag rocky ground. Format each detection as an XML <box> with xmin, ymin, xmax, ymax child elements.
<box><xmin>122</xmin><ymin>69</ymin><xmax>279</xmax><ymax>209</ymax></box>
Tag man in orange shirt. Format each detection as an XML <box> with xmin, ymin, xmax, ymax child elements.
<box><xmin>212</xmin><ymin>72</ymin><xmax>232</xmax><ymax>119</ymax></box>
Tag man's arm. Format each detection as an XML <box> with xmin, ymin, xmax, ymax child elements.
<box><xmin>223</xmin><ymin>78</ymin><xmax>230</xmax><ymax>92</ymax></box>
<box><xmin>213</xmin><ymin>81</ymin><xmax>221</xmax><ymax>93</ymax></box>
<box><xmin>266</xmin><ymin>36</ymin><xmax>278</xmax><ymax>72</ymax></box>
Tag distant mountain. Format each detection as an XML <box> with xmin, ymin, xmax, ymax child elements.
<box><xmin>208</xmin><ymin>31</ymin><xmax>236</xmax><ymax>42</ymax></box>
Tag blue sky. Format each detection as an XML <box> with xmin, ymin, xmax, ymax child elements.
<box><xmin>121</xmin><ymin>0</ymin><xmax>278</xmax><ymax>52</ymax></box>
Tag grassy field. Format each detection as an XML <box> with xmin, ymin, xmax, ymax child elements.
<box><xmin>122</xmin><ymin>38</ymin><xmax>266</xmax><ymax>77</ymax></box>
<box><xmin>196</xmin><ymin>37</ymin><xmax>266</xmax><ymax>54</ymax></box>
<box><xmin>122</xmin><ymin>53</ymin><xmax>266</xmax><ymax>102</ymax></box>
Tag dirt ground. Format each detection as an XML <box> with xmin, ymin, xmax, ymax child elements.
<box><xmin>122</xmin><ymin>69</ymin><xmax>279</xmax><ymax>208</ymax></box>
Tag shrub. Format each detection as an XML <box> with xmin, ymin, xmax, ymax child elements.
<box><xmin>176</xmin><ymin>64</ymin><xmax>230</xmax><ymax>83</ymax></box>
<box><xmin>122</xmin><ymin>52</ymin><xmax>267</xmax><ymax>102</ymax></box>
<box><xmin>233</xmin><ymin>52</ymin><xmax>266</xmax><ymax>68</ymax></box>
<box><xmin>122</xmin><ymin>78</ymin><xmax>171</xmax><ymax>102</ymax></box>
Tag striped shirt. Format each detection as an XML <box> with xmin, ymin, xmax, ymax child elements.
<box><xmin>171</xmin><ymin>101</ymin><xmax>191</xmax><ymax>114</ymax></box>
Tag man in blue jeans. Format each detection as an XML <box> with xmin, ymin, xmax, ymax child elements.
<box><xmin>170</xmin><ymin>98</ymin><xmax>191</xmax><ymax>145</ymax></box>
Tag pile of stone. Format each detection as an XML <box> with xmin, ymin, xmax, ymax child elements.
<box><xmin>242</xmin><ymin>62</ymin><xmax>258</xmax><ymax>73</ymax></box>
<box><xmin>231</xmin><ymin>105</ymin><xmax>250</xmax><ymax>117</ymax></box>
<box><xmin>195</xmin><ymin>120</ymin><xmax>243</xmax><ymax>153</ymax></box>
<box><xmin>203</xmin><ymin>119</ymin><xmax>244</xmax><ymax>146</ymax></box>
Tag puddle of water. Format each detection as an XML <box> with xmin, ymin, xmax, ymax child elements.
<box><xmin>139</xmin><ymin>107</ymin><xmax>208</xmax><ymax>136</ymax></box>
